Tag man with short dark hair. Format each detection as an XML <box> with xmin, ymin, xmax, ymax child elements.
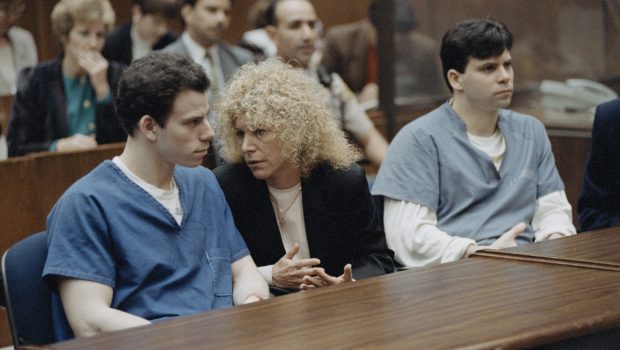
<box><xmin>102</xmin><ymin>0</ymin><xmax>179</xmax><ymax>65</ymax></box>
<box><xmin>372</xmin><ymin>19</ymin><xmax>575</xmax><ymax>268</ymax></box>
<box><xmin>43</xmin><ymin>52</ymin><xmax>268</xmax><ymax>340</ymax></box>
<box><xmin>265</xmin><ymin>0</ymin><xmax>388</xmax><ymax>167</ymax></box>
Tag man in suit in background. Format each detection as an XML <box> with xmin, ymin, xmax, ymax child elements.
<box><xmin>102</xmin><ymin>0</ymin><xmax>179</xmax><ymax>66</ymax></box>
<box><xmin>578</xmin><ymin>98</ymin><xmax>620</xmax><ymax>232</ymax></box>
<box><xmin>163</xmin><ymin>0</ymin><xmax>253</xmax><ymax>103</ymax></box>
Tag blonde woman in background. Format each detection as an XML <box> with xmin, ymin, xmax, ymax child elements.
<box><xmin>8</xmin><ymin>0</ymin><xmax>126</xmax><ymax>157</ymax></box>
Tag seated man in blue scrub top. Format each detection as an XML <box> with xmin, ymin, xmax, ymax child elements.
<box><xmin>43</xmin><ymin>52</ymin><xmax>268</xmax><ymax>339</ymax></box>
<box><xmin>372</xmin><ymin>19</ymin><xmax>576</xmax><ymax>268</ymax></box>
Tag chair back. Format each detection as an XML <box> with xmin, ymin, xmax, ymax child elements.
<box><xmin>1</xmin><ymin>232</ymin><xmax>55</xmax><ymax>346</ymax></box>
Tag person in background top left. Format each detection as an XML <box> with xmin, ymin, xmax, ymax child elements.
<box><xmin>102</xmin><ymin>0</ymin><xmax>179</xmax><ymax>66</ymax></box>
<box><xmin>7</xmin><ymin>0</ymin><xmax>126</xmax><ymax>157</ymax></box>
<box><xmin>0</xmin><ymin>0</ymin><xmax>37</xmax><ymax>159</ymax></box>
<box><xmin>0</xmin><ymin>0</ymin><xmax>36</xmax><ymax>95</ymax></box>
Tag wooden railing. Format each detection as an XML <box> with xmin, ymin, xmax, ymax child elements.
<box><xmin>0</xmin><ymin>143</ymin><xmax>125</xmax><ymax>347</ymax></box>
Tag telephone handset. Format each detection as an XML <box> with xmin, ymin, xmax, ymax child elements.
<box><xmin>540</xmin><ymin>79</ymin><xmax>618</xmax><ymax>112</ymax></box>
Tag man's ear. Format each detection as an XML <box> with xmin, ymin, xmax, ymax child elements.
<box><xmin>266</xmin><ymin>25</ymin><xmax>278</xmax><ymax>43</ymax></box>
<box><xmin>59</xmin><ymin>35</ymin><xmax>68</xmax><ymax>47</ymax></box>
<box><xmin>131</xmin><ymin>4</ymin><xmax>142</xmax><ymax>19</ymax></box>
<box><xmin>180</xmin><ymin>4</ymin><xmax>193</xmax><ymax>23</ymax></box>
<box><xmin>447</xmin><ymin>69</ymin><xmax>463</xmax><ymax>92</ymax></box>
<box><xmin>138</xmin><ymin>115</ymin><xmax>159</xmax><ymax>141</ymax></box>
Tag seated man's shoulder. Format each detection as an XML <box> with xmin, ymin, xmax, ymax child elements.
<box><xmin>154</xmin><ymin>31</ymin><xmax>179</xmax><ymax>50</ymax></box>
<box><xmin>161</xmin><ymin>38</ymin><xmax>185</xmax><ymax>54</ymax></box>
<box><xmin>218</xmin><ymin>42</ymin><xmax>254</xmax><ymax>65</ymax></box>
<box><xmin>596</xmin><ymin>99</ymin><xmax>620</xmax><ymax>121</ymax></box>
<box><xmin>400</xmin><ymin>105</ymin><xmax>449</xmax><ymax>136</ymax></box>
<box><xmin>57</xmin><ymin>162</ymin><xmax>117</xmax><ymax>202</ymax></box>
<box><xmin>502</xmin><ymin>109</ymin><xmax>547</xmax><ymax>134</ymax></box>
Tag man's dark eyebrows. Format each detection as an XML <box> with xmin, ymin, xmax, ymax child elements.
<box><xmin>287</xmin><ymin>19</ymin><xmax>303</xmax><ymax>26</ymax></box>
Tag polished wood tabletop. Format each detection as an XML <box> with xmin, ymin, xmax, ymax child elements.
<box><xmin>46</xmin><ymin>255</ymin><xmax>620</xmax><ymax>350</ymax></box>
<box><xmin>474</xmin><ymin>228</ymin><xmax>620</xmax><ymax>267</ymax></box>
<box><xmin>512</xmin><ymin>228</ymin><xmax>620</xmax><ymax>263</ymax></box>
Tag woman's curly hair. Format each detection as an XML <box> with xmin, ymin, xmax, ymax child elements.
<box><xmin>217</xmin><ymin>58</ymin><xmax>361</xmax><ymax>177</ymax></box>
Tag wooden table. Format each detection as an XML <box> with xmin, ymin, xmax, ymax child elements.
<box><xmin>45</xmin><ymin>232</ymin><xmax>620</xmax><ymax>350</ymax></box>
<box><xmin>506</xmin><ymin>227</ymin><xmax>620</xmax><ymax>264</ymax></box>
<box><xmin>472</xmin><ymin>228</ymin><xmax>620</xmax><ymax>270</ymax></box>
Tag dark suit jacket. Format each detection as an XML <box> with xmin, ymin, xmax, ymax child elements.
<box><xmin>214</xmin><ymin>162</ymin><xmax>395</xmax><ymax>280</ymax></box>
<box><xmin>322</xmin><ymin>19</ymin><xmax>445</xmax><ymax>98</ymax></box>
<box><xmin>102</xmin><ymin>22</ymin><xmax>178</xmax><ymax>66</ymax></box>
<box><xmin>578</xmin><ymin>99</ymin><xmax>620</xmax><ymax>231</ymax></box>
<box><xmin>7</xmin><ymin>58</ymin><xmax>127</xmax><ymax>157</ymax></box>
<box><xmin>162</xmin><ymin>37</ymin><xmax>254</xmax><ymax>82</ymax></box>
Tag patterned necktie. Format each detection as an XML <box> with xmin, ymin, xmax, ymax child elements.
<box><xmin>204</xmin><ymin>51</ymin><xmax>219</xmax><ymax>100</ymax></box>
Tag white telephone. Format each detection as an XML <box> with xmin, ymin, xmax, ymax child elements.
<box><xmin>540</xmin><ymin>79</ymin><xmax>618</xmax><ymax>112</ymax></box>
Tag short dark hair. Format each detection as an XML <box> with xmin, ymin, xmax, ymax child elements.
<box><xmin>440</xmin><ymin>19</ymin><xmax>513</xmax><ymax>92</ymax></box>
<box><xmin>265</xmin><ymin>0</ymin><xmax>279</xmax><ymax>26</ymax></box>
<box><xmin>182</xmin><ymin>0</ymin><xmax>234</xmax><ymax>7</ymax></box>
<box><xmin>266</xmin><ymin>0</ymin><xmax>304</xmax><ymax>27</ymax></box>
<box><xmin>133</xmin><ymin>0</ymin><xmax>180</xmax><ymax>19</ymax></box>
<box><xmin>116</xmin><ymin>52</ymin><xmax>210</xmax><ymax>136</ymax></box>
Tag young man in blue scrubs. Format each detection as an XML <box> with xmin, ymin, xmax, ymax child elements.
<box><xmin>372</xmin><ymin>19</ymin><xmax>576</xmax><ymax>268</ymax></box>
<box><xmin>43</xmin><ymin>52</ymin><xmax>268</xmax><ymax>339</ymax></box>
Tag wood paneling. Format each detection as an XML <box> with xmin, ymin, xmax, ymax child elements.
<box><xmin>0</xmin><ymin>143</ymin><xmax>125</xmax><ymax>347</ymax></box>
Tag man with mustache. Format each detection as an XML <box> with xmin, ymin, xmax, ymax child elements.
<box><xmin>372</xmin><ymin>19</ymin><xmax>576</xmax><ymax>268</ymax></box>
<box><xmin>265</xmin><ymin>0</ymin><xmax>388</xmax><ymax>167</ymax></box>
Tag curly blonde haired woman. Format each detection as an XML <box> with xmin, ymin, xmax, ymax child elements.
<box><xmin>215</xmin><ymin>59</ymin><xmax>394</xmax><ymax>294</ymax></box>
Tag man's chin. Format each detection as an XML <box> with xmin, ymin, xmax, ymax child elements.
<box><xmin>500</xmin><ymin>100</ymin><xmax>512</xmax><ymax>109</ymax></box>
